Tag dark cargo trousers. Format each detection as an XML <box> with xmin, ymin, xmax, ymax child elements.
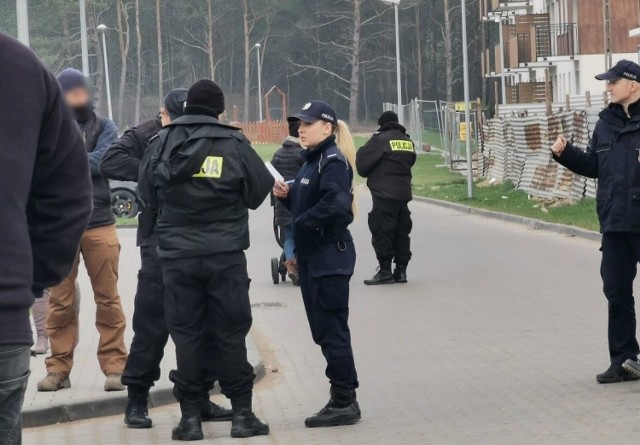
<box><xmin>298</xmin><ymin>258</ymin><xmax>359</xmax><ymax>390</ymax></box>
<box><xmin>162</xmin><ymin>251</ymin><xmax>255</xmax><ymax>410</ymax></box>
<box><xmin>368</xmin><ymin>198</ymin><xmax>412</xmax><ymax>270</ymax></box>
<box><xmin>121</xmin><ymin>245</ymin><xmax>169</xmax><ymax>399</ymax></box>
<box><xmin>601</xmin><ymin>233</ymin><xmax>640</xmax><ymax>365</ymax></box>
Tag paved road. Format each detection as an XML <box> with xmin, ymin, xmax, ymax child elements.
<box><xmin>24</xmin><ymin>189</ymin><xmax>640</xmax><ymax>444</ymax></box>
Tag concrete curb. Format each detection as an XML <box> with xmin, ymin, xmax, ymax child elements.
<box><xmin>22</xmin><ymin>336</ymin><xmax>266</xmax><ymax>428</ymax></box>
<box><xmin>413</xmin><ymin>196</ymin><xmax>602</xmax><ymax>242</ymax></box>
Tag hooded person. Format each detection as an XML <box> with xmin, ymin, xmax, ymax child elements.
<box><xmin>356</xmin><ymin>110</ymin><xmax>417</xmax><ymax>285</ymax></box>
<box><xmin>37</xmin><ymin>68</ymin><xmax>129</xmax><ymax>394</ymax></box>
<box><xmin>138</xmin><ymin>79</ymin><xmax>273</xmax><ymax>441</ymax></box>
<box><xmin>100</xmin><ymin>88</ymin><xmax>234</xmax><ymax>429</ymax></box>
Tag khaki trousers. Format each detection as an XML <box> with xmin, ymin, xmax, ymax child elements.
<box><xmin>45</xmin><ymin>225</ymin><xmax>128</xmax><ymax>376</ymax></box>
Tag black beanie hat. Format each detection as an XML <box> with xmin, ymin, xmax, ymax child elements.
<box><xmin>288</xmin><ymin>119</ymin><xmax>300</xmax><ymax>138</ymax></box>
<box><xmin>378</xmin><ymin>111</ymin><xmax>399</xmax><ymax>127</ymax></box>
<box><xmin>57</xmin><ymin>68</ymin><xmax>88</xmax><ymax>94</ymax></box>
<box><xmin>164</xmin><ymin>88</ymin><xmax>188</xmax><ymax>120</ymax></box>
<box><xmin>185</xmin><ymin>79</ymin><xmax>225</xmax><ymax>118</ymax></box>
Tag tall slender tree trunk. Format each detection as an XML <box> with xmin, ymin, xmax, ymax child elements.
<box><xmin>348</xmin><ymin>0</ymin><xmax>362</xmax><ymax>124</ymax></box>
<box><xmin>88</xmin><ymin>12</ymin><xmax>105</xmax><ymax>114</ymax></box>
<box><xmin>444</xmin><ymin>0</ymin><xmax>453</xmax><ymax>103</ymax></box>
<box><xmin>206</xmin><ymin>0</ymin><xmax>215</xmax><ymax>80</ymax></box>
<box><xmin>156</xmin><ymin>0</ymin><xmax>164</xmax><ymax>106</ymax></box>
<box><xmin>415</xmin><ymin>0</ymin><xmax>424</xmax><ymax>101</ymax></box>
<box><xmin>242</xmin><ymin>0</ymin><xmax>251</xmax><ymax>121</ymax></box>
<box><xmin>116</xmin><ymin>0</ymin><xmax>130</xmax><ymax>127</ymax></box>
<box><xmin>135</xmin><ymin>0</ymin><xmax>142</xmax><ymax>123</ymax></box>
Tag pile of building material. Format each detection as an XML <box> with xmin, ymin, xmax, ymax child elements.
<box><xmin>479</xmin><ymin>109</ymin><xmax>599</xmax><ymax>202</ymax></box>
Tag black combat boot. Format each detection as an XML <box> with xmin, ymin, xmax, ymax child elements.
<box><xmin>201</xmin><ymin>399</ymin><xmax>233</xmax><ymax>422</ymax></box>
<box><xmin>124</xmin><ymin>398</ymin><xmax>152</xmax><ymax>429</ymax></box>
<box><xmin>364</xmin><ymin>269</ymin><xmax>395</xmax><ymax>285</ymax></box>
<box><xmin>172</xmin><ymin>399</ymin><xmax>204</xmax><ymax>441</ymax></box>
<box><xmin>124</xmin><ymin>386</ymin><xmax>152</xmax><ymax>429</ymax></box>
<box><xmin>597</xmin><ymin>363</ymin><xmax>640</xmax><ymax>384</ymax></box>
<box><xmin>394</xmin><ymin>264</ymin><xmax>408</xmax><ymax>283</ymax></box>
<box><xmin>230</xmin><ymin>410</ymin><xmax>270</xmax><ymax>438</ymax></box>
<box><xmin>305</xmin><ymin>386</ymin><xmax>361</xmax><ymax>428</ymax></box>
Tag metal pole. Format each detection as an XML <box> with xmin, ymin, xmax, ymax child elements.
<box><xmin>100</xmin><ymin>30</ymin><xmax>114</xmax><ymax>120</ymax></box>
<box><xmin>256</xmin><ymin>44</ymin><xmax>263</xmax><ymax>122</ymax></box>
<box><xmin>16</xmin><ymin>0</ymin><xmax>29</xmax><ymax>47</ymax></box>
<box><xmin>498</xmin><ymin>18</ymin><xmax>506</xmax><ymax>105</ymax></box>
<box><xmin>394</xmin><ymin>3</ymin><xmax>404</xmax><ymax>124</ymax></box>
<box><xmin>461</xmin><ymin>0</ymin><xmax>474</xmax><ymax>199</ymax></box>
<box><xmin>79</xmin><ymin>0</ymin><xmax>89</xmax><ymax>77</ymax></box>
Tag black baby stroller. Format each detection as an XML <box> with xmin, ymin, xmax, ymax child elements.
<box><xmin>270</xmin><ymin>207</ymin><xmax>289</xmax><ymax>285</ymax></box>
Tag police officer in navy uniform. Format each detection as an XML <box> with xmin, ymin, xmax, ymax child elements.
<box><xmin>100</xmin><ymin>89</ymin><xmax>233</xmax><ymax>428</ymax></box>
<box><xmin>139</xmin><ymin>80</ymin><xmax>273</xmax><ymax>441</ymax></box>
<box><xmin>357</xmin><ymin>111</ymin><xmax>416</xmax><ymax>285</ymax></box>
<box><xmin>552</xmin><ymin>60</ymin><xmax>640</xmax><ymax>384</ymax></box>
<box><xmin>273</xmin><ymin>101</ymin><xmax>361</xmax><ymax>428</ymax></box>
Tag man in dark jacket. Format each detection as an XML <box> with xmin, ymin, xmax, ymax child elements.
<box><xmin>357</xmin><ymin>111</ymin><xmax>417</xmax><ymax>285</ymax></box>
<box><xmin>38</xmin><ymin>68</ymin><xmax>128</xmax><ymax>393</ymax></box>
<box><xmin>271</xmin><ymin>120</ymin><xmax>304</xmax><ymax>283</ymax></box>
<box><xmin>0</xmin><ymin>33</ymin><xmax>92</xmax><ymax>445</ymax></box>
<box><xmin>139</xmin><ymin>80</ymin><xmax>273</xmax><ymax>441</ymax></box>
<box><xmin>100</xmin><ymin>88</ymin><xmax>232</xmax><ymax>428</ymax></box>
<box><xmin>553</xmin><ymin>60</ymin><xmax>640</xmax><ymax>384</ymax></box>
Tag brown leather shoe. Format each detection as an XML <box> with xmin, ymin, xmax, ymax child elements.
<box><xmin>284</xmin><ymin>259</ymin><xmax>299</xmax><ymax>285</ymax></box>
<box><xmin>37</xmin><ymin>373</ymin><xmax>71</xmax><ymax>392</ymax></box>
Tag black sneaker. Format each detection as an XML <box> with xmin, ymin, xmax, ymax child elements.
<box><xmin>305</xmin><ymin>401</ymin><xmax>361</xmax><ymax>428</ymax></box>
<box><xmin>622</xmin><ymin>359</ymin><xmax>640</xmax><ymax>378</ymax></box>
<box><xmin>596</xmin><ymin>364</ymin><xmax>640</xmax><ymax>384</ymax></box>
<box><xmin>171</xmin><ymin>415</ymin><xmax>203</xmax><ymax>441</ymax></box>
<box><xmin>124</xmin><ymin>399</ymin><xmax>152</xmax><ymax>429</ymax></box>
<box><xmin>394</xmin><ymin>265</ymin><xmax>407</xmax><ymax>283</ymax></box>
<box><xmin>230</xmin><ymin>410</ymin><xmax>270</xmax><ymax>438</ymax></box>
<box><xmin>201</xmin><ymin>400</ymin><xmax>233</xmax><ymax>422</ymax></box>
<box><xmin>364</xmin><ymin>270</ymin><xmax>395</xmax><ymax>286</ymax></box>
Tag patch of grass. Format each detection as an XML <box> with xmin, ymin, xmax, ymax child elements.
<box><xmin>116</xmin><ymin>217</ymin><xmax>139</xmax><ymax>227</ymax></box>
<box><xmin>254</xmin><ymin>144</ymin><xmax>281</xmax><ymax>161</ymax></box>
<box><xmin>411</xmin><ymin>153</ymin><xmax>600</xmax><ymax>232</ymax></box>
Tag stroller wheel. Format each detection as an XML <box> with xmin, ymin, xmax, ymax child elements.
<box><xmin>271</xmin><ymin>257</ymin><xmax>280</xmax><ymax>284</ymax></box>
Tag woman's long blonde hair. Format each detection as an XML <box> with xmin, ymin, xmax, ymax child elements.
<box><xmin>334</xmin><ymin>119</ymin><xmax>358</xmax><ymax>216</ymax></box>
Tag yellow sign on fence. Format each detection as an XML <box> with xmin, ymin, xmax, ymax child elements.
<box><xmin>459</xmin><ymin>122</ymin><xmax>467</xmax><ymax>141</ymax></box>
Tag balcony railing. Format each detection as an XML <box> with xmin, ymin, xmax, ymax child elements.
<box><xmin>535</xmin><ymin>23</ymin><xmax>578</xmax><ymax>58</ymax></box>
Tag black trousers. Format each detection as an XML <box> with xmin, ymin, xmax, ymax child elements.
<box><xmin>601</xmin><ymin>233</ymin><xmax>640</xmax><ymax>365</ymax></box>
<box><xmin>122</xmin><ymin>245</ymin><xmax>169</xmax><ymax>396</ymax></box>
<box><xmin>163</xmin><ymin>251</ymin><xmax>254</xmax><ymax>409</ymax></box>
<box><xmin>298</xmin><ymin>260</ymin><xmax>359</xmax><ymax>390</ymax></box>
<box><xmin>368</xmin><ymin>198</ymin><xmax>412</xmax><ymax>270</ymax></box>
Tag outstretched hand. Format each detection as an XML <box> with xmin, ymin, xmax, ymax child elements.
<box><xmin>552</xmin><ymin>136</ymin><xmax>568</xmax><ymax>156</ymax></box>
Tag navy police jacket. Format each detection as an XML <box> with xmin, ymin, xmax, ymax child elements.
<box><xmin>283</xmin><ymin>135</ymin><xmax>356</xmax><ymax>276</ymax></box>
<box><xmin>555</xmin><ymin>101</ymin><xmax>640</xmax><ymax>233</ymax></box>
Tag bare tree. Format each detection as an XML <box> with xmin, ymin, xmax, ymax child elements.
<box><xmin>156</xmin><ymin>0</ymin><xmax>164</xmax><ymax>106</ymax></box>
<box><xmin>348</xmin><ymin>0</ymin><xmax>362</xmax><ymax>124</ymax></box>
<box><xmin>242</xmin><ymin>0</ymin><xmax>251</xmax><ymax>121</ymax></box>
<box><xmin>415</xmin><ymin>0</ymin><xmax>423</xmax><ymax>101</ymax></box>
<box><xmin>135</xmin><ymin>0</ymin><xmax>142</xmax><ymax>122</ymax></box>
<box><xmin>444</xmin><ymin>0</ymin><xmax>453</xmax><ymax>102</ymax></box>
<box><xmin>116</xmin><ymin>0</ymin><xmax>131</xmax><ymax>126</ymax></box>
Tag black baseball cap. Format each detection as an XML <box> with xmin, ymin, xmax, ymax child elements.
<box><xmin>164</xmin><ymin>88</ymin><xmax>188</xmax><ymax>120</ymax></box>
<box><xmin>288</xmin><ymin>100</ymin><xmax>337</xmax><ymax>125</ymax></box>
<box><xmin>595</xmin><ymin>60</ymin><xmax>640</xmax><ymax>82</ymax></box>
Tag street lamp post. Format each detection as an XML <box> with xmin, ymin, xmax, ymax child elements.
<box><xmin>460</xmin><ymin>0</ymin><xmax>474</xmax><ymax>199</ymax></box>
<box><xmin>255</xmin><ymin>43</ymin><xmax>263</xmax><ymax>122</ymax></box>
<box><xmin>97</xmin><ymin>24</ymin><xmax>113</xmax><ymax>121</ymax></box>
<box><xmin>382</xmin><ymin>0</ymin><xmax>403</xmax><ymax>124</ymax></box>
<box><xmin>16</xmin><ymin>0</ymin><xmax>29</xmax><ymax>47</ymax></box>
<box><xmin>79</xmin><ymin>0</ymin><xmax>89</xmax><ymax>77</ymax></box>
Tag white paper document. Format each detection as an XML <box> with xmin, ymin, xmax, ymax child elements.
<box><xmin>264</xmin><ymin>162</ymin><xmax>285</xmax><ymax>182</ymax></box>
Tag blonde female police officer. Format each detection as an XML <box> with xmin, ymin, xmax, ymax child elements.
<box><xmin>273</xmin><ymin>101</ymin><xmax>361</xmax><ymax>428</ymax></box>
